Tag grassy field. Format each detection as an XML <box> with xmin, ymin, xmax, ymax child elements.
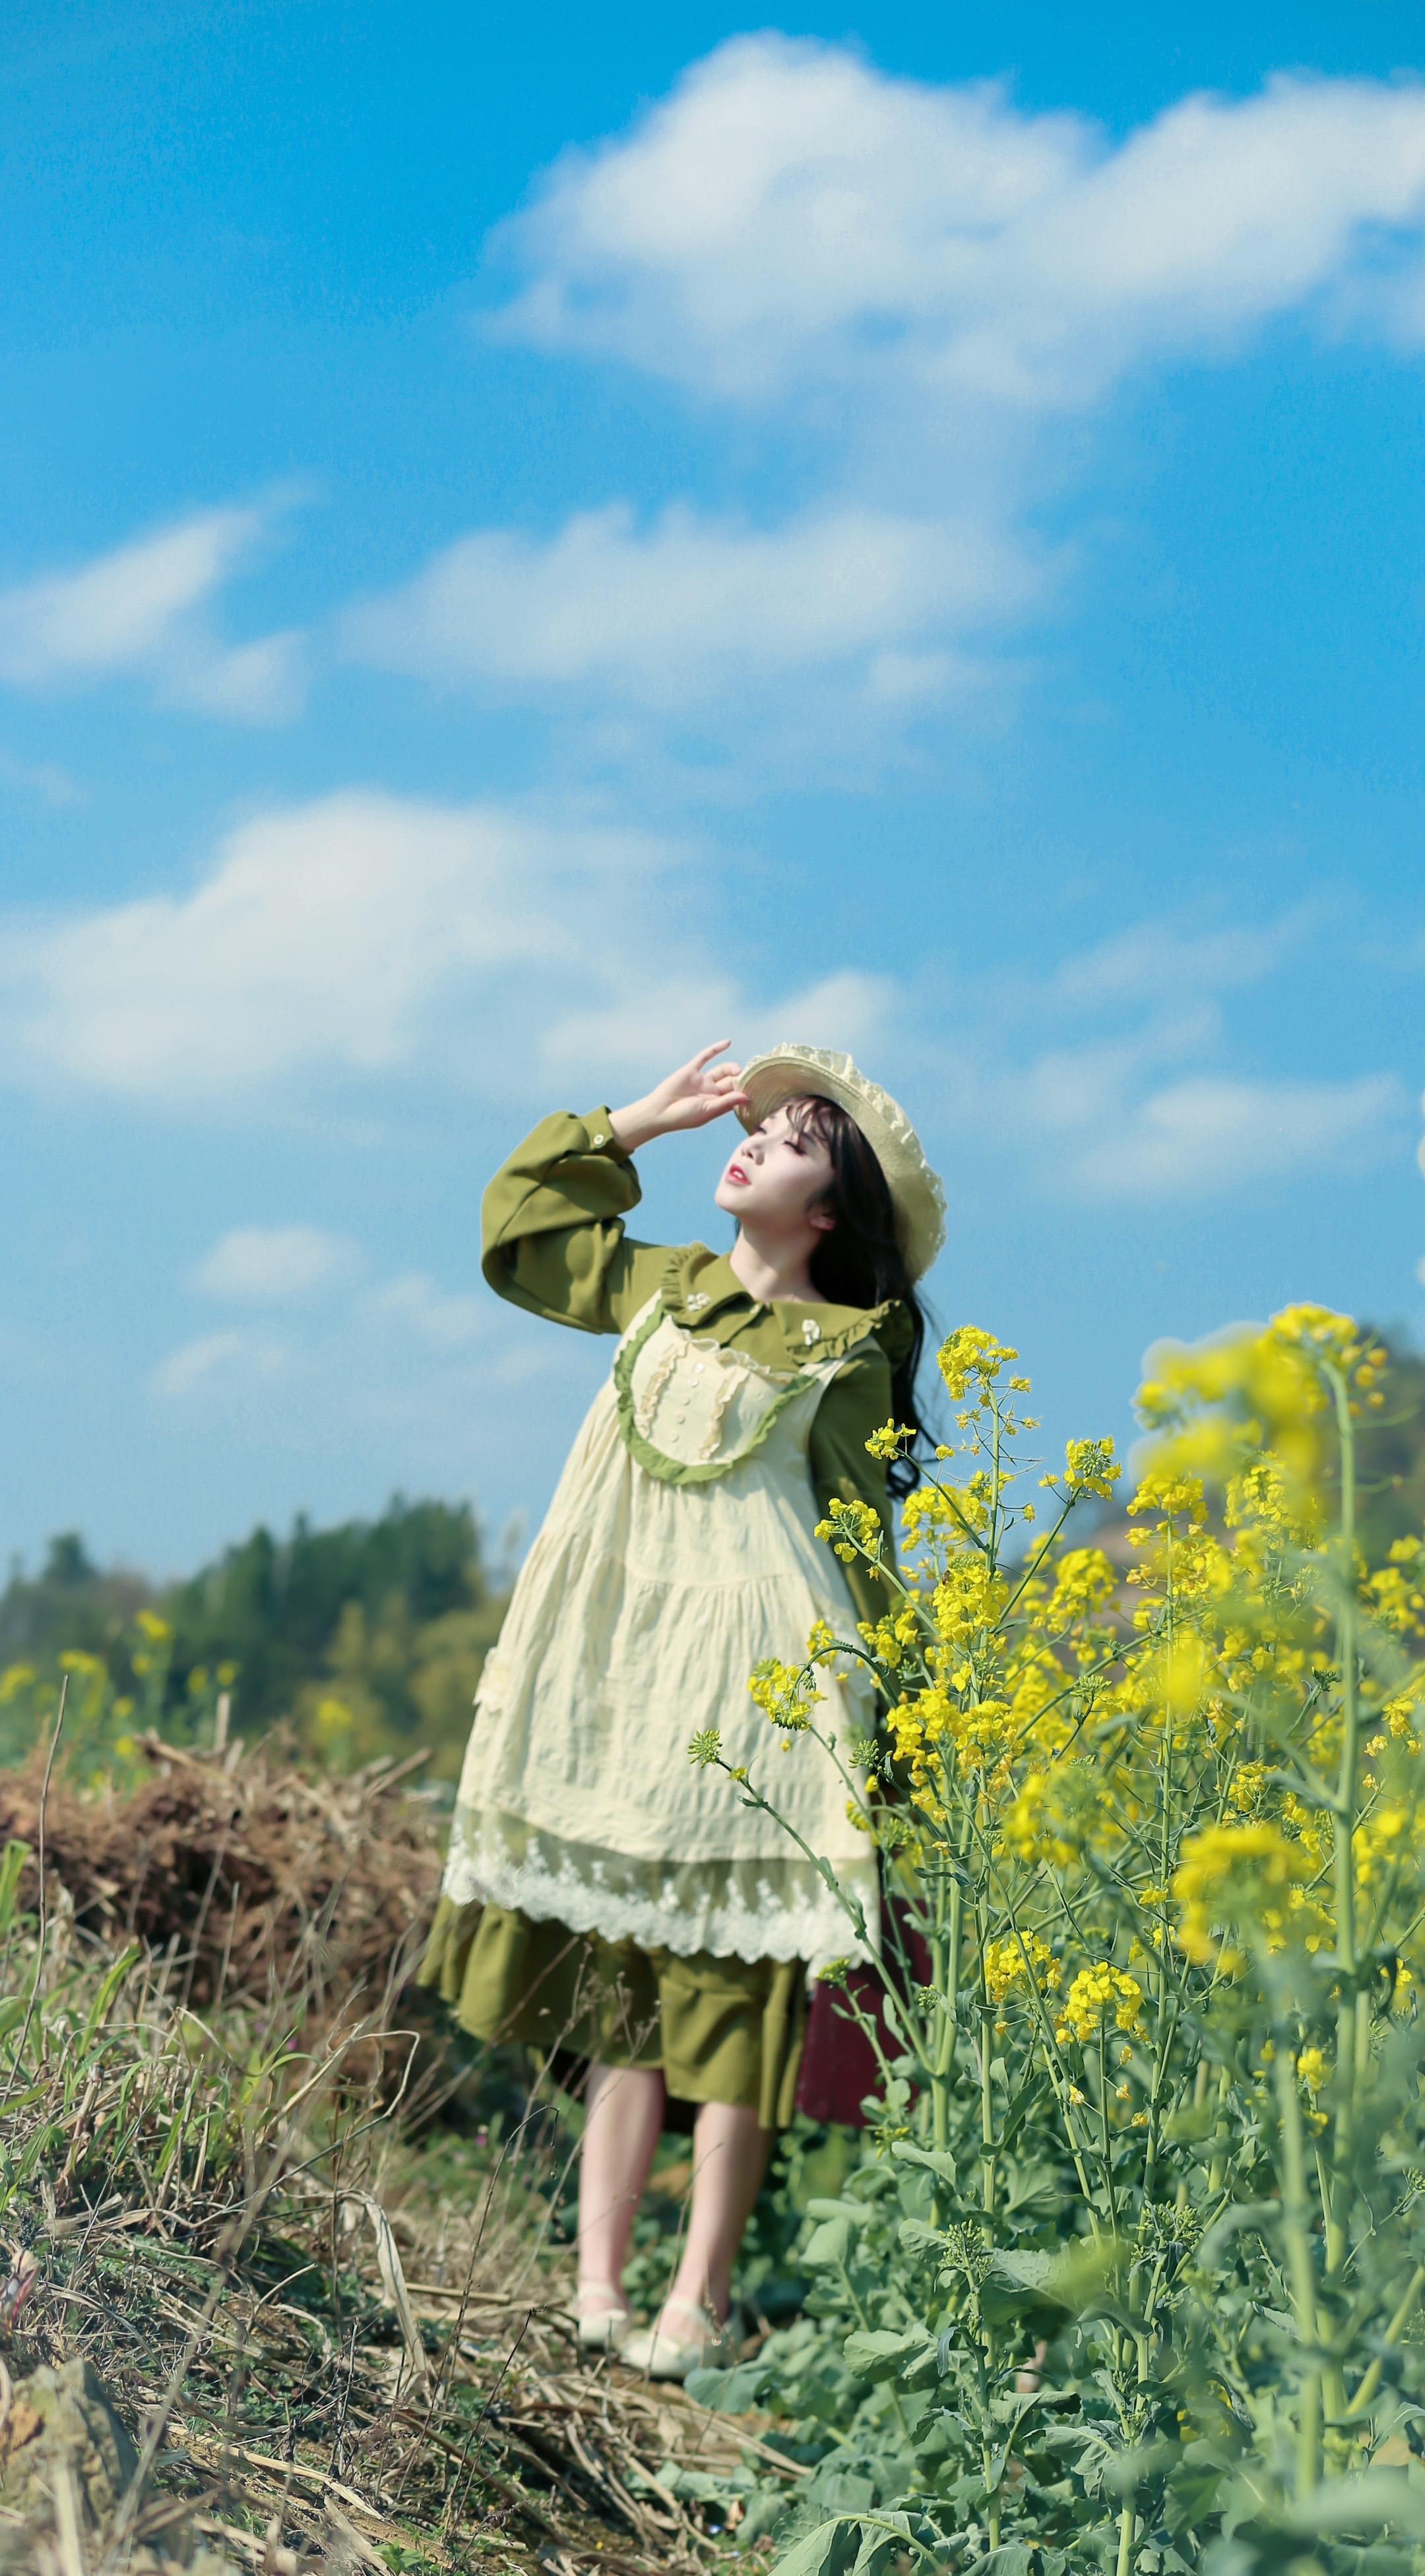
<box><xmin>0</xmin><ymin>1734</ymin><xmax>805</xmax><ymax>2575</ymax></box>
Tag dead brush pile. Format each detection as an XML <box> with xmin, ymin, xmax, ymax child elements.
<box><xmin>0</xmin><ymin>1741</ymin><xmax>795</xmax><ymax>2573</ymax></box>
<box><xmin>0</xmin><ymin>1732</ymin><xmax>443</xmax><ymax>2015</ymax></box>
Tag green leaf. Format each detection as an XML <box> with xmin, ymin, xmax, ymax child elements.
<box><xmin>1280</xmin><ymin>2472</ymin><xmax>1425</xmax><ymax>2540</ymax></box>
<box><xmin>984</xmin><ymin>2548</ymin><xmax>1034</xmax><ymax>2576</ymax></box>
<box><xmin>891</xmin><ymin>2141</ymin><xmax>966</xmax><ymax>2186</ymax></box>
<box><xmin>81</xmin><ymin>1943</ymin><xmax>141</xmax><ymax>2047</ymax></box>
<box><xmin>851</xmin><ymin>2513</ymin><xmax>913</xmax><ymax>2576</ymax></box>
<box><xmin>804</xmin><ymin>2216</ymin><xmax>854</xmax><ymax>2268</ymax></box>
<box><xmin>771</xmin><ymin>2520</ymin><xmax>850</xmax><ymax>2576</ymax></box>
<box><xmin>994</xmin><ymin>2073</ymin><xmax>1052</xmax><ymax>2158</ymax></box>
<box><xmin>0</xmin><ymin>1998</ymin><xmax>27</xmax><ymax>2041</ymax></box>
<box><xmin>991</xmin><ymin>2250</ymin><xmax>1060</xmax><ymax>2289</ymax></box>
<box><xmin>0</xmin><ymin>1843</ymin><xmax>30</xmax><ymax>1934</ymax></box>
<box><xmin>843</xmin><ymin>2325</ymin><xmax>933</xmax><ymax>2383</ymax></box>
<box><xmin>684</xmin><ymin>2358</ymin><xmax>769</xmax><ymax>2412</ymax></box>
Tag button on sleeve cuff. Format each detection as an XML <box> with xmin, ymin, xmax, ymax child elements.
<box><xmin>582</xmin><ymin>1107</ymin><xmax>627</xmax><ymax>1157</ymax></box>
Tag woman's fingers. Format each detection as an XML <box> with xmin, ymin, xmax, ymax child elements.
<box><xmin>692</xmin><ymin>1086</ymin><xmax>750</xmax><ymax>1124</ymax></box>
<box><xmin>689</xmin><ymin>1039</ymin><xmax>732</xmax><ymax>1072</ymax></box>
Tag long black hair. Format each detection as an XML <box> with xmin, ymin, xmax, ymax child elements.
<box><xmin>788</xmin><ymin>1093</ymin><xmax>928</xmax><ymax>1498</ymax></box>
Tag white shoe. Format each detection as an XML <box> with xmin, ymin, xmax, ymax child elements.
<box><xmin>565</xmin><ymin>2286</ymin><xmax>633</xmax><ymax>2355</ymax></box>
<box><xmin>620</xmin><ymin>2296</ymin><xmax>734</xmax><ymax>2380</ymax></box>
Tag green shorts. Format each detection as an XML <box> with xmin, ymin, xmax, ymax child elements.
<box><xmin>417</xmin><ymin>1896</ymin><xmax>808</xmax><ymax>2131</ymax></box>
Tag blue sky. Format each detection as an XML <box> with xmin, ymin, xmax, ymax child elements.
<box><xmin>3</xmin><ymin>0</ymin><xmax>1425</xmax><ymax>1578</ymax></box>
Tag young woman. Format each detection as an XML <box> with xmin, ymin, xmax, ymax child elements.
<box><xmin>419</xmin><ymin>1040</ymin><xmax>943</xmax><ymax>2376</ymax></box>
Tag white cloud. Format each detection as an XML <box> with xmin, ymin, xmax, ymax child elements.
<box><xmin>347</xmin><ymin>502</ymin><xmax>1038</xmax><ymax>709</ymax></box>
<box><xmin>541</xmin><ymin>965</ymin><xmax>893</xmax><ymax>1079</ymax></box>
<box><xmin>370</xmin><ymin>1273</ymin><xmax>487</xmax><ymax>1349</ymax></box>
<box><xmin>497</xmin><ymin>42</ymin><xmax>1425</xmax><ymax>417</ymax></box>
<box><xmin>909</xmin><ymin>909</ymin><xmax>1405</xmax><ymax>1206</ymax></box>
<box><xmin>343</xmin><ymin>47</ymin><xmax>1425</xmax><ymax>769</ymax></box>
<box><xmin>0</xmin><ymin>502</ymin><xmax>306</xmax><ymax>723</ymax></box>
<box><xmin>1069</xmin><ymin>1073</ymin><xmax>1401</xmax><ymax>1199</ymax></box>
<box><xmin>152</xmin><ymin>1328</ymin><xmax>291</xmax><ymax>1400</ymax></box>
<box><xmin>1052</xmin><ymin>914</ymin><xmax>1315</xmax><ymax>1008</ymax></box>
<box><xmin>3</xmin><ymin>780</ymin><xmax>1394</xmax><ymax>1219</ymax></box>
<box><xmin>190</xmin><ymin>1225</ymin><xmax>360</xmax><ymax>1303</ymax></box>
<box><xmin>3</xmin><ymin>791</ymin><xmax>588</xmax><ymax>1098</ymax></box>
<box><xmin>152</xmin><ymin>1244</ymin><xmax>501</xmax><ymax>1449</ymax></box>
<box><xmin>0</xmin><ymin>787</ymin><xmax>893</xmax><ymax>1107</ymax></box>
<box><xmin>0</xmin><ymin>749</ymin><xmax>84</xmax><ymax>808</ymax></box>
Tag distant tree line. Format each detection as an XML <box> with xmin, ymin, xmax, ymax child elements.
<box><xmin>0</xmin><ymin>1496</ymin><xmax>509</xmax><ymax>1780</ymax></box>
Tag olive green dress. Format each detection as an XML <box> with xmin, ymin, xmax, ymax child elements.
<box><xmin>420</xmin><ymin>1108</ymin><xmax>903</xmax><ymax>2127</ymax></box>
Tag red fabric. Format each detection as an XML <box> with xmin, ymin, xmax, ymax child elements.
<box><xmin>794</xmin><ymin>1905</ymin><xmax>932</xmax><ymax>2128</ymax></box>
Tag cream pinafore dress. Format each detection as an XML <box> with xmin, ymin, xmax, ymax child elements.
<box><xmin>438</xmin><ymin>1293</ymin><xmax>881</xmax><ymax>1988</ymax></box>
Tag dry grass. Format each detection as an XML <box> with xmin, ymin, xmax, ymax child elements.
<box><xmin>0</xmin><ymin>1732</ymin><xmax>443</xmax><ymax>2014</ymax></box>
<box><xmin>0</xmin><ymin>1736</ymin><xmax>796</xmax><ymax>2573</ymax></box>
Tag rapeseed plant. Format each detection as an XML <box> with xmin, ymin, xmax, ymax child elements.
<box><xmin>691</xmin><ymin>1308</ymin><xmax>1425</xmax><ymax>2576</ymax></box>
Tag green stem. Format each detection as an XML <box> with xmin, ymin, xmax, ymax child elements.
<box><xmin>980</xmin><ymin>1992</ymin><xmax>996</xmax><ymax>2221</ymax></box>
<box><xmin>1329</xmin><ymin>1370</ymin><xmax>1361</xmax><ymax>2169</ymax></box>
<box><xmin>931</xmin><ymin>1814</ymin><xmax>966</xmax><ymax>2154</ymax></box>
<box><xmin>1272</xmin><ymin>2040</ymin><xmax>1321</xmax><ymax>2499</ymax></box>
<box><xmin>1345</xmin><ymin>2263</ymin><xmax>1425</xmax><ymax>2418</ymax></box>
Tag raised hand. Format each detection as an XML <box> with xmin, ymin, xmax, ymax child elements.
<box><xmin>608</xmin><ymin>1043</ymin><xmax>751</xmax><ymax>1153</ymax></box>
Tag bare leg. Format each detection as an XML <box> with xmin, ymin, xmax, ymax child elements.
<box><xmin>577</xmin><ymin>2060</ymin><xmax>664</xmax><ymax>2306</ymax></box>
<box><xmin>664</xmin><ymin>2101</ymin><xmax>773</xmax><ymax>2321</ymax></box>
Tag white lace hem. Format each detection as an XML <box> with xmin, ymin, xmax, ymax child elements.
<box><xmin>441</xmin><ymin>1823</ymin><xmax>877</xmax><ymax>1974</ymax></box>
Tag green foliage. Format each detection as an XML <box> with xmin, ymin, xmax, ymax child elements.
<box><xmin>166</xmin><ymin>1494</ymin><xmax>489</xmax><ymax>1717</ymax></box>
<box><xmin>0</xmin><ymin>1494</ymin><xmax>509</xmax><ymax>1777</ymax></box>
<box><xmin>0</xmin><ymin>1531</ymin><xmax>150</xmax><ymax>1667</ymax></box>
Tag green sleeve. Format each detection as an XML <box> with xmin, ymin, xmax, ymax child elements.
<box><xmin>481</xmin><ymin>1108</ymin><xmax>673</xmax><ymax>1335</ymax></box>
<box><xmin>808</xmin><ymin>1347</ymin><xmax>899</xmax><ymax>1639</ymax></box>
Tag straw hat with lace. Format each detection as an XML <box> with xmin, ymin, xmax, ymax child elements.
<box><xmin>736</xmin><ymin>1043</ymin><xmax>945</xmax><ymax>1283</ymax></box>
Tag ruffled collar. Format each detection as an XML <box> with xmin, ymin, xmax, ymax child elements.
<box><xmin>661</xmin><ymin>1244</ymin><xmax>910</xmax><ymax>1366</ymax></box>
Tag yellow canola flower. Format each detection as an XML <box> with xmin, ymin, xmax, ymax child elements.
<box><xmin>1134</xmin><ymin>1631</ymin><xmax>1213</xmax><ymax>1721</ymax></box>
<box><xmin>1054</xmin><ymin>1963</ymin><xmax>1145</xmax><ymax>2046</ymax></box>
<box><xmin>312</xmin><ymin>1694</ymin><xmax>354</xmax><ymax>1747</ymax></box>
<box><xmin>982</xmin><ymin>1932</ymin><xmax>1061</xmax><ymax>2006</ymax></box>
<box><xmin>1137</xmin><ymin>1306</ymin><xmax>1381</xmax><ymax>1506</ymax></box>
<box><xmin>1366</xmin><ymin>1545</ymin><xmax>1425</xmax><ymax>1638</ymax></box>
<box><xmin>1045</xmin><ymin>1549</ymin><xmax>1118</xmax><ymax>1626</ymax></box>
<box><xmin>1226</xmin><ymin>1762</ymin><xmax>1272</xmax><ymax>1815</ymax></box>
<box><xmin>1172</xmin><ymin>1820</ymin><xmax>1311</xmax><ymax>1966</ymax></box>
<box><xmin>749</xmin><ymin>1658</ymin><xmax>821</xmax><ymax>1732</ymax></box>
<box><xmin>1040</xmin><ymin>1436</ymin><xmax>1120</xmax><ymax>1502</ymax></box>
<box><xmin>1128</xmin><ymin>1467</ymin><xmax>1208</xmax><ymax>1529</ymax></box>
<box><xmin>937</xmin><ymin>1326</ymin><xmax>1020</xmax><ymax>1401</ymax></box>
<box><xmin>61</xmin><ymin>1648</ymin><xmax>106</xmax><ymax>1678</ymax></box>
<box><xmin>859</xmin><ymin>1604</ymin><xmax>924</xmax><ymax>1672</ymax></box>
<box><xmin>865</xmin><ymin>1419</ymin><xmax>917</xmax><ymax>1461</ymax></box>
<box><xmin>135</xmin><ymin>1608</ymin><xmax>173</xmax><ymax>1643</ymax></box>
<box><xmin>815</xmin><ymin>1496</ymin><xmax>884</xmax><ymax>1566</ymax></box>
<box><xmin>1356</xmin><ymin>1802</ymin><xmax>1415</xmax><ymax>1888</ymax></box>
